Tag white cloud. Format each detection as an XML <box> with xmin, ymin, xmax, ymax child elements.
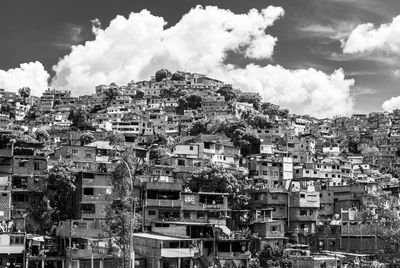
<box><xmin>51</xmin><ymin>6</ymin><xmax>284</xmax><ymax>93</ymax></box>
<box><xmin>298</xmin><ymin>22</ymin><xmax>357</xmax><ymax>40</ymax></box>
<box><xmin>220</xmin><ymin>65</ymin><xmax>354</xmax><ymax>118</ymax></box>
<box><xmin>0</xmin><ymin>62</ymin><xmax>49</xmax><ymax>97</ymax></box>
<box><xmin>382</xmin><ymin>96</ymin><xmax>400</xmax><ymax>111</ymax></box>
<box><xmin>342</xmin><ymin>15</ymin><xmax>400</xmax><ymax>54</ymax></box>
<box><xmin>48</xmin><ymin>5</ymin><xmax>355</xmax><ymax>117</ymax></box>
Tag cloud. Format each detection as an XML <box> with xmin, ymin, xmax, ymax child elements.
<box><xmin>382</xmin><ymin>96</ymin><xmax>400</xmax><ymax>111</ymax></box>
<box><xmin>221</xmin><ymin>65</ymin><xmax>354</xmax><ymax>118</ymax></box>
<box><xmin>342</xmin><ymin>15</ymin><xmax>400</xmax><ymax>54</ymax></box>
<box><xmin>0</xmin><ymin>62</ymin><xmax>49</xmax><ymax>97</ymax></box>
<box><xmin>51</xmin><ymin>6</ymin><xmax>284</xmax><ymax>93</ymax></box>
<box><xmin>297</xmin><ymin>22</ymin><xmax>357</xmax><ymax>40</ymax></box>
<box><xmin>48</xmin><ymin>5</ymin><xmax>355</xmax><ymax>118</ymax></box>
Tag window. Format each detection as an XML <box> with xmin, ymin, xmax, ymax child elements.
<box><xmin>81</xmin><ymin>204</ymin><xmax>95</xmax><ymax>214</ymax></box>
<box><xmin>1</xmin><ymin>193</ymin><xmax>6</xmax><ymax>197</ymax></box>
<box><xmin>183</xmin><ymin>211</ymin><xmax>191</xmax><ymax>219</ymax></box>
<box><xmin>300</xmin><ymin>194</ymin><xmax>305</xmax><ymax>198</ymax></box>
<box><xmin>189</xmin><ymin>146</ymin><xmax>194</xmax><ymax>151</ymax></box>
<box><xmin>300</xmin><ymin>210</ymin><xmax>307</xmax><ymax>216</ymax></box>
<box><xmin>85</xmin><ymin>151</ymin><xmax>92</xmax><ymax>158</ymax></box>
<box><xmin>148</xmin><ymin>210</ymin><xmax>156</xmax><ymax>216</ymax></box>
<box><xmin>177</xmin><ymin>159</ymin><xmax>185</xmax><ymax>166</ymax></box>
<box><xmin>83</xmin><ymin>188</ymin><xmax>94</xmax><ymax>195</ymax></box>
<box><xmin>72</xmin><ymin>149</ymin><xmax>78</xmax><ymax>156</ymax></box>
<box><xmin>10</xmin><ymin>236</ymin><xmax>24</xmax><ymax>245</ymax></box>
<box><xmin>18</xmin><ymin>162</ymin><xmax>26</xmax><ymax>167</ymax></box>
<box><xmin>34</xmin><ymin>162</ymin><xmax>40</xmax><ymax>170</ymax></box>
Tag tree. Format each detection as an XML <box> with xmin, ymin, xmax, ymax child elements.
<box><xmin>28</xmin><ymin>160</ymin><xmax>77</xmax><ymax>234</ymax></box>
<box><xmin>171</xmin><ymin>72</ymin><xmax>185</xmax><ymax>81</ymax></box>
<box><xmin>186</xmin><ymin>163</ymin><xmax>251</xmax><ymax>209</ymax></box>
<box><xmin>34</xmin><ymin>129</ymin><xmax>50</xmax><ymax>143</ymax></box>
<box><xmin>69</xmin><ymin>106</ymin><xmax>90</xmax><ymax>130</ymax></box>
<box><xmin>155</xmin><ymin>69</ymin><xmax>171</xmax><ymax>82</ymax></box>
<box><xmin>103</xmin><ymin>149</ymin><xmax>142</xmax><ymax>268</ymax></box>
<box><xmin>217</xmin><ymin>85</ymin><xmax>236</xmax><ymax>102</ymax></box>
<box><xmin>237</xmin><ymin>93</ymin><xmax>262</xmax><ymax>110</ymax></box>
<box><xmin>189</xmin><ymin>119</ymin><xmax>210</xmax><ymax>136</ymax></box>
<box><xmin>361</xmin><ymin>190</ymin><xmax>400</xmax><ymax>261</ymax></box>
<box><xmin>104</xmin><ymin>86</ymin><xmax>120</xmax><ymax>103</ymax></box>
<box><xmin>160</xmin><ymin>86</ymin><xmax>186</xmax><ymax>98</ymax></box>
<box><xmin>247</xmin><ymin>114</ymin><xmax>272</xmax><ymax>129</ymax></box>
<box><xmin>258</xmin><ymin>245</ymin><xmax>292</xmax><ymax>268</ymax></box>
<box><xmin>18</xmin><ymin>87</ymin><xmax>31</xmax><ymax>104</ymax></box>
<box><xmin>232</xmin><ymin>129</ymin><xmax>261</xmax><ymax>156</ymax></box>
<box><xmin>177</xmin><ymin>94</ymin><xmax>202</xmax><ymax>114</ymax></box>
<box><xmin>79</xmin><ymin>132</ymin><xmax>95</xmax><ymax>145</ymax></box>
<box><xmin>360</xmin><ymin>144</ymin><xmax>381</xmax><ymax>166</ymax></box>
<box><xmin>109</xmin><ymin>132</ymin><xmax>125</xmax><ymax>151</ymax></box>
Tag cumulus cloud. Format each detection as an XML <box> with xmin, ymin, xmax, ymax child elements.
<box><xmin>0</xmin><ymin>62</ymin><xmax>49</xmax><ymax>97</ymax></box>
<box><xmin>382</xmin><ymin>96</ymin><xmax>400</xmax><ymax>111</ymax></box>
<box><xmin>51</xmin><ymin>6</ymin><xmax>284</xmax><ymax>93</ymax></box>
<box><xmin>221</xmin><ymin>65</ymin><xmax>354</xmax><ymax>118</ymax></box>
<box><xmin>48</xmin><ymin>5</ymin><xmax>355</xmax><ymax>117</ymax></box>
<box><xmin>342</xmin><ymin>15</ymin><xmax>400</xmax><ymax>54</ymax></box>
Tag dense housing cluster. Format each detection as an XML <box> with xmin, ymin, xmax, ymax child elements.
<box><xmin>0</xmin><ymin>70</ymin><xmax>399</xmax><ymax>267</ymax></box>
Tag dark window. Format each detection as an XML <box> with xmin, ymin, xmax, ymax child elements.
<box><xmin>81</xmin><ymin>204</ymin><xmax>96</xmax><ymax>214</ymax></box>
<box><xmin>1</xmin><ymin>193</ymin><xmax>6</xmax><ymax>197</ymax></box>
<box><xmin>183</xmin><ymin>211</ymin><xmax>190</xmax><ymax>219</ymax></box>
<box><xmin>84</xmin><ymin>188</ymin><xmax>94</xmax><ymax>195</ymax></box>
<box><xmin>148</xmin><ymin>210</ymin><xmax>156</xmax><ymax>216</ymax></box>
<box><xmin>34</xmin><ymin>162</ymin><xmax>40</xmax><ymax>170</ymax></box>
<box><xmin>18</xmin><ymin>162</ymin><xmax>25</xmax><ymax>167</ymax></box>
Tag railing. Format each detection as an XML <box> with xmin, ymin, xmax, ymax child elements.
<box><xmin>146</xmin><ymin>199</ymin><xmax>181</xmax><ymax>207</ymax></box>
<box><xmin>217</xmin><ymin>252</ymin><xmax>250</xmax><ymax>259</ymax></box>
<box><xmin>341</xmin><ymin>223</ymin><xmax>377</xmax><ymax>235</ymax></box>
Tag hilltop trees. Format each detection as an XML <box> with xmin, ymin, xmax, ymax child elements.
<box><xmin>237</xmin><ymin>92</ymin><xmax>262</xmax><ymax>110</ymax></box>
<box><xmin>155</xmin><ymin>69</ymin><xmax>171</xmax><ymax>82</ymax></box>
<box><xmin>18</xmin><ymin>87</ymin><xmax>31</xmax><ymax>104</ymax></box>
<box><xmin>217</xmin><ymin>85</ymin><xmax>237</xmax><ymax>102</ymax></box>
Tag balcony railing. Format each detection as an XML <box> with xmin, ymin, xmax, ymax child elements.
<box><xmin>217</xmin><ymin>252</ymin><xmax>250</xmax><ymax>259</ymax></box>
<box><xmin>146</xmin><ymin>199</ymin><xmax>181</xmax><ymax>207</ymax></box>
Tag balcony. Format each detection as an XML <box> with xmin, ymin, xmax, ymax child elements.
<box><xmin>217</xmin><ymin>252</ymin><xmax>250</xmax><ymax>259</ymax></box>
<box><xmin>341</xmin><ymin>223</ymin><xmax>377</xmax><ymax>236</ymax></box>
<box><xmin>145</xmin><ymin>181</ymin><xmax>182</xmax><ymax>191</ymax></box>
<box><xmin>160</xmin><ymin>248</ymin><xmax>195</xmax><ymax>258</ymax></box>
<box><xmin>56</xmin><ymin>220</ymin><xmax>105</xmax><ymax>238</ymax></box>
<box><xmin>66</xmin><ymin>246</ymin><xmax>116</xmax><ymax>258</ymax></box>
<box><xmin>146</xmin><ymin>199</ymin><xmax>181</xmax><ymax>207</ymax></box>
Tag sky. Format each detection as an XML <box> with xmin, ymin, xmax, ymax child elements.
<box><xmin>1</xmin><ymin>0</ymin><xmax>400</xmax><ymax>118</ymax></box>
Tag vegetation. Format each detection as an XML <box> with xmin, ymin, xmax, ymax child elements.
<box><xmin>28</xmin><ymin>160</ymin><xmax>77</xmax><ymax>234</ymax></box>
<box><xmin>103</xmin><ymin>149</ymin><xmax>142</xmax><ymax>268</ymax></box>
<box><xmin>186</xmin><ymin>163</ymin><xmax>251</xmax><ymax>210</ymax></box>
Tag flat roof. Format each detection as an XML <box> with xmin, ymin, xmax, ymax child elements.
<box><xmin>133</xmin><ymin>232</ymin><xmax>192</xmax><ymax>241</ymax></box>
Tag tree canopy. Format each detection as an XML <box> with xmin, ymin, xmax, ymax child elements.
<box><xmin>186</xmin><ymin>163</ymin><xmax>251</xmax><ymax>209</ymax></box>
